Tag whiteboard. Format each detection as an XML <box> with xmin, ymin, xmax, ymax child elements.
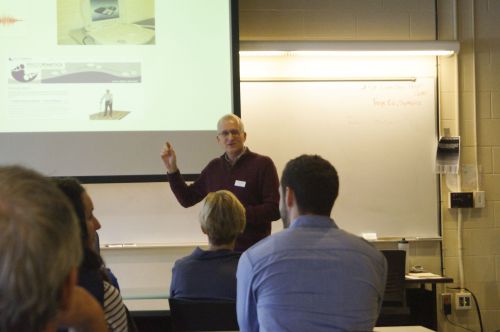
<box><xmin>241</xmin><ymin>78</ymin><xmax>439</xmax><ymax>239</ymax></box>
<box><xmin>86</xmin><ymin>182</ymin><xmax>206</xmax><ymax>246</ymax></box>
<box><xmin>90</xmin><ymin>77</ymin><xmax>440</xmax><ymax>246</ymax></box>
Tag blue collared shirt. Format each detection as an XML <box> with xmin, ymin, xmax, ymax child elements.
<box><xmin>236</xmin><ymin>215</ymin><xmax>387</xmax><ymax>332</ymax></box>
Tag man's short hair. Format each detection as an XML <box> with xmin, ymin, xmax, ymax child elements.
<box><xmin>199</xmin><ymin>190</ymin><xmax>246</xmax><ymax>246</ymax></box>
<box><xmin>217</xmin><ymin>114</ymin><xmax>245</xmax><ymax>133</ymax></box>
<box><xmin>0</xmin><ymin>166</ymin><xmax>82</xmax><ymax>332</ymax></box>
<box><xmin>281</xmin><ymin>155</ymin><xmax>339</xmax><ymax>216</ymax></box>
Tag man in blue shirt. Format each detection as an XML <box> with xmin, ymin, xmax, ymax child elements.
<box><xmin>236</xmin><ymin>155</ymin><xmax>387</xmax><ymax>332</ymax></box>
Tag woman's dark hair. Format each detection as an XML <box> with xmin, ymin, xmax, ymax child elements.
<box><xmin>53</xmin><ymin>178</ymin><xmax>103</xmax><ymax>271</ymax></box>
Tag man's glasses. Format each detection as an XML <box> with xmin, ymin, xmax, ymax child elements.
<box><xmin>218</xmin><ymin>129</ymin><xmax>241</xmax><ymax>138</ymax></box>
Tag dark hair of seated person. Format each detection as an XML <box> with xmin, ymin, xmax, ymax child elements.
<box><xmin>54</xmin><ymin>178</ymin><xmax>109</xmax><ymax>304</ymax></box>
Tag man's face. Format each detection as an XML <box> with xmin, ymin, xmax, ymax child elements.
<box><xmin>82</xmin><ymin>191</ymin><xmax>101</xmax><ymax>249</ymax></box>
<box><xmin>216</xmin><ymin>119</ymin><xmax>246</xmax><ymax>159</ymax></box>
<box><xmin>279</xmin><ymin>186</ymin><xmax>291</xmax><ymax>228</ymax></box>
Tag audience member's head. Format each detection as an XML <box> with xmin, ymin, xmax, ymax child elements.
<box><xmin>54</xmin><ymin>178</ymin><xmax>103</xmax><ymax>271</ymax></box>
<box><xmin>199</xmin><ymin>190</ymin><xmax>246</xmax><ymax>247</ymax></box>
<box><xmin>0</xmin><ymin>166</ymin><xmax>82</xmax><ymax>332</ymax></box>
<box><xmin>54</xmin><ymin>180</ymin><xmax>127</xmax><ymax>331</ymax></box>
<box><xmin>280</xmin><ymin>154</ymin><xmax>339</xmax><ymax>227</ymax></box>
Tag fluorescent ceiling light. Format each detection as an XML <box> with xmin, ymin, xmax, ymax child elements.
<box><xmin>239</xmin><ymin>40</ymin><xmax>460</xmax><ymax>56</ymax></box>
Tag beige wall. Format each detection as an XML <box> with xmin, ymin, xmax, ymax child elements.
<box><xmin>239</xmin><ymin>0</ymin><xmax>499</xmax><ymax>331</ymax></box>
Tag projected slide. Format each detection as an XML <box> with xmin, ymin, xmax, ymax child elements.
<box><xmin>58</xmin><ymin>0</ymin><xmax>156</xmax><ymax>45</ymax></box>
<box><xmin>91</xmin><ymin>0</ymin><xmax>119</xmax><ymax>22</ymax></box>
<box><xmin>6</xmin><ymin>59</ymin><xmax>142</xmax><ymax>130</ymax></box>
<box><xmin>0</xmin><ymin>0</ymin><xmax>237</xmax><ymax>177</ymax></box>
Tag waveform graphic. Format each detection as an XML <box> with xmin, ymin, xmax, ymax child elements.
<box><xmin>0</xmin><ymin>16</ymin><xmax>22</xmax><ymax>26</ymax></box>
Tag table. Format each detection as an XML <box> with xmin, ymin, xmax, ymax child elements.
<box><xmin>122</xmin><ymin>287</ymin><xmax>170</xmax><ymax>331</ymax></box>
<box><xmin>375</xmin><ymin>326</ymin><xmax>436</xmax><ymax>332</ymax></box>
<box><xmin>122</xmin><ymin>287</ymin><xmax>168</xmax><ymax>300</ymax></box>
<box><xmin>121</xmin><ymin>279</ymin><xmax>451</xmax><ymax>332</ymax></box>
<box><xmin>404</xmin><ymin>275</ymin><xmax>453</xmax><ymax>331</ymax></box>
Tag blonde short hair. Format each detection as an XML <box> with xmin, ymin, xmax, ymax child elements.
<box><xmin>199</xmin><ymin>190</ymin><xmax>246</xmax><ymax>246</ymax></box>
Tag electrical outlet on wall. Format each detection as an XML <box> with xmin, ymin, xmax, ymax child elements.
<box><xmin>442</xmin><ymin>293</ymin><xmax>452</xmax><ymax>315</ymax></box>
<box><xmin>455</xmin><ymin>292</ymin><xmax>472</xmax><ymax>310</ymax></box>
<box><xmin>448</xmin><ymin>191</ymin><xmax>486</xmax><ymax>208</ymax></box>
<box><xmin>473</xmin><ymin>191</ymin><xmax>486</xmax><ymax>208</ymax></box>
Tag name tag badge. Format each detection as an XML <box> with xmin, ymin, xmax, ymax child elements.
<box><xmin>234</xmin><ymin>180</ymin><xmax>246</xmax><ymax>188</ymax></box>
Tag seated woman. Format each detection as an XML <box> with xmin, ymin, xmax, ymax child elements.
<box><xmin>55</xmin><ymin>178</ymin><xmax>130</xmax><ymax>332</ymax></box>
<box><xmin>170</xmin><ymin>190</ymin><xmax>246</xmax><ymax>300</ymax></box>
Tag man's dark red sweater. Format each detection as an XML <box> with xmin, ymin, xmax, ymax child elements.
<box><xmin>168</xmin><ymin>149</ymin><xmax>280</xmax><ymax>251</ymax></box>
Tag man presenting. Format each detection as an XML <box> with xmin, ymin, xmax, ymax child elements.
<box><xmin>236</xmin><ymin>155</ymin><xmax>387</xmax><ymax>332</ymax></box>
<box><xmin>161</xmin><ymin>114</ymin><xmax>280</xmax><ymax>251</ymax></box>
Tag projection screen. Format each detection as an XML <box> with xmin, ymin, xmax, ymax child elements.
<box><xmin>0</xmin><ymin>0</ymin><xmax>240</xmax><ymax>181</ymax></box>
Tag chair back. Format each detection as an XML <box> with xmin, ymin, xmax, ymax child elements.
<box><xmin>381</xmin><ymin>250</ymin><xmax>406</xmax><ymax>306</ymax></box>
<box><xmin>377</xmin><ymin>250</ymin><xmax>413</xmax><ymax>326</ymax></box>
<box><xmin>169</xmin><ymin>298</ymin><xmax>239</xmax><ymax>332</ymax></box>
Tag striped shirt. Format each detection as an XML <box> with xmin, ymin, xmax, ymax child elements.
<box><xmin>103</xmin><ymin>281</ymin><xmax>128</xmax><ymax>332</ymax></box>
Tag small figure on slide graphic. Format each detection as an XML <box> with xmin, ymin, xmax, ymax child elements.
<box><xmin>100</xmin><ymin>89</ymin><xmax>113</xmax><ymax>117</ymax></box>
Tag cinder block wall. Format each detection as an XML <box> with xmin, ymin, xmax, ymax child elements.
<box><xmin>438</xmin><ymin>1</ymin><xmax>500</xmax><ymax>331</ymax></box>
<box><xmin>239</xmin><ymin>0</ymin><xmax>436</xmax><ymax>40</ymax></box>
<box><xmin>239</xmin><ymin>0</ymin><xmax>499</xmax><ymax>331</ymax></box>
